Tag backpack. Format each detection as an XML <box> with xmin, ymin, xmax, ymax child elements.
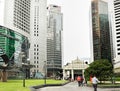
<box><xmin>77</xmin><ymin>76</ymin><xmax>81</xmax><ymax>81</ymax></box>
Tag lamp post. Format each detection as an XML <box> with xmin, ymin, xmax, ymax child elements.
<box><xmin>44</xmin><ymin>61</ymin><xmax>46</xmax><ymax>85</ymax></box>
<box><xmin>20</xmin><ymin>52</ymin><xmax>26</xmax><ymax>87</ymax></box>
<box><xmin>51</xmin><ymin>60</ymin><xmax>54</xmax><ymax>78</ymax></box>
<box><xmin>22</xmin><ymin>63</ymin><xmax>26</xmax><ymax>87</ymax></box>
<box><xmin>22</xmin><ymin>59</ymin><xmax>34</xmax><ymax>87</ymax></box>
<box><xmin>112</xmin><ymin>59</ymin><xmax>115</xmax><ymax>84</ymax></box>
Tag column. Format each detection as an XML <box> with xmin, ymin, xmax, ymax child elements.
<box><xmin>82</xmin><ymin>69</ymin><xmax>84</xmax><ymax>78</ymax></box>
<box><xmin>71</xmin><ymin>69</ymin><xmax>74</xmax><ymax>80</ymax></box>
<box><xmin>63</xmin><ymin>69</ymin><xmax>65</xmax><ymax>80</ymax></box>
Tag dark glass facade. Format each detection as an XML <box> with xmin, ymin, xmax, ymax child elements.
<box><xmin>0</xmin><ymin>25</ymin><xmax>29</xmax><ymax>66</ymax></box>
<box><xmin>91</xmin><ymin>0</ymin><xmax>111</xmax><ymax>61</ymax></box>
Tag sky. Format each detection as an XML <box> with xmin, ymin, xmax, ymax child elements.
<box><xmin>47</xmin><ymin>0</ymin><xmax>91</xmax><ymax>64</ymax></box>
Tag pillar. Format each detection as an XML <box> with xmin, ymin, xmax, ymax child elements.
<box><xmin>82</xmin><ymin>69</ymin><xmax>85</xmax><ymax>78</ymax></box>
<box><xmin>63</xmin><ymin>69</ymin><xmax>65</xmax><ymax>80</ymax></box>
<box><xmin>71</xmin><ymin>69</ymin><xmax>74</xmax><ymax>80</ymax></box>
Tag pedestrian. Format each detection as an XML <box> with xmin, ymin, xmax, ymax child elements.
<box><xmin>80</xmin><ymin>76</ymin><xmax>84</xmax><ymax>86</ymax></box>
<box><xmin>30</xmin><ymin>72</ymin><xmax>33</xmax><ymax>79</ymax></box>
<box><xmin>90</xmin><ymin>75</ymin><xmax>93</xmax><ymax>84</ymax></box>
<box><xmin>76</xmin><ymin>76</ymin><xmax>81</xmax><ymax>86</ymax></box>
<box><xmin>92</xmin><ymin>75</ymin><xmax>99</xmax><ymax>91</ymax></box>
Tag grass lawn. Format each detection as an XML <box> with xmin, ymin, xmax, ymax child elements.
<box><xmin>0</xmin><ymin>79</ymin><xmax>68</xmax><ymax>91</ymax></box>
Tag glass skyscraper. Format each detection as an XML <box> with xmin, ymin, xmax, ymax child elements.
<box><xmin>47</xmin><ymin>5</ymin><xmax>63</xmax><ymax>77</ymax></box>
<box><xmin>91</xmin><ymin>0</ymin><xmax>111</xmax><ymax>61</ymax></box>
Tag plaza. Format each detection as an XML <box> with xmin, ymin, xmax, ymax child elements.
<box><xmin>37</xmin><ymin>81</ymin><xmax>120</xmax><ymax>91</ymax></box>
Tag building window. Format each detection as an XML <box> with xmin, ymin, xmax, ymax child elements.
<box><xmin>37</xmin><ymin>49</ymin><xmax>39</xmax><ymax>51</ymax></box>
<box><xmin>37</xmin><ymin>65</ymin><xmax>39</xmax><ymax>68</ymax></box>
<box><xmin>37</xmin><ymin>57</ymin><xmax>39</xmax><ymax>59</ymax></box>
<box><xmin>37</xmin><ymin>61</ymin><xmax>39</xmax><ymax>63</ymax></box>
<box><xmin>37</xmin><ymin>52</ymin><xmax>39</xmax><ymax>55</ymax></box>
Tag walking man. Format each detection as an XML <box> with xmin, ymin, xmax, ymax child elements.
<box><xmin>76</xmin><ymin>76</ymin><xmax>81</xmax><ymax>86</ymax></box>
<box><xmin>92</xmin><ymin>75</ymin><xmax>99</xmax><ymax>91</ymax></box>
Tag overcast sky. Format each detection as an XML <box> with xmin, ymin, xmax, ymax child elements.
<box><xmin>47</xmin><ymin>0</ymin><xmax>91</xmax><ymax>64</ymax></box>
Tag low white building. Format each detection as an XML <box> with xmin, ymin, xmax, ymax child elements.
<box><xmin>63</xmin><ymin>58</ymin><xmax>89</xmax><ymax>80</ymax></box>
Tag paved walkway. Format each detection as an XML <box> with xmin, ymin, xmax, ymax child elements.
<box><xmin>37</xmin><ymin>81</ymin><xmax>120</xmax><ymax>91</ymax></box>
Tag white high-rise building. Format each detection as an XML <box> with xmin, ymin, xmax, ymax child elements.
<box><xmin>109</xmin><ymin>0</ymin><xmax>120</xmax><ymax>73</ymax></box>
<box><xmin>0</xmin><ymin>0</ymin><xmax>30</xmax><ymax>37</ymax></box>
<box><xmin>30</xmin><ymin>0</ymin><xmax>47</xmax><ymax>76</ymax></box>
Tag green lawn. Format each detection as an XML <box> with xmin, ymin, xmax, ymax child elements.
<box><xmin>0</xmin><ymin>79</ymin><xmax>67</xmax><ymax>91</ymax></box>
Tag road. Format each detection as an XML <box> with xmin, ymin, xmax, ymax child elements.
<box><xmin>36</xmin><ymin>81</ymin><xmax>120</xmax><ymax>91</ymax></box>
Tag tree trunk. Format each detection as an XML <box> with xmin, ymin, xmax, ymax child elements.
<box><xmin>1</xmin><ymin>70</ymin><xmax>7</xmax><ymax>82</ymax></box>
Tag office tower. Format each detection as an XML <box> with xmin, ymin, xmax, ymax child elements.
<box><xmin>110</xmin><ymin>0</ymin><xmax>120</xmax><ymax>73</ymax></box>
<box><xmin>47</xmin><ymin>5</ymin><xmax>63</xmax><ymax>77</ymax></box>
<box><xmin>30</xmin><ymin>0</ymin><xmax>47</xmax><ymax>76</ymax></box>
<box><xmin>0</xmin><ymin>0</ymin><xmax>30</xmax><ymax>79</ymax></box>
<box><xmin>0</xmin><ymin>0</ymin><xmax>30</xmax><ymax>65</ymax></box>
<box><xmin>91</xmin><ymin>0</ymin><xmax>111</xmax><ymax>61</ymax></box>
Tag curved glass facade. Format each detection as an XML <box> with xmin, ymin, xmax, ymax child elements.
<box><xmin>0</xmin><ymin>25</ymin><xmax>29</xmax><ymax>67</ymax></box>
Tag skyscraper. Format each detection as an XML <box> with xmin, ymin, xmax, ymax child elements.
<box><xmin>47</xmin><ymin>5</ymin><xmax>63</xmax><ymax>77</ymax></box>
<box><xmin>30</xmin><ymin>0</ymin><xmax>47</xmax><ymax>76</ymax></box>
<box><xmin>0</xmin><ymin>0</ymin><xmax>30</xmax><ymax>65</ymax></box>
<box><xmin>0</xmin><ymin>0</ymin><xmax>30</xmax><ymax>79</ymax></box>
<box><xmin>91</xmin><ymin>0</ymin><xmax>111</xmax><ymax>62</ymax></box>
<box><xmin>110</xmin><ymin>0</ymin><xmax>120</xmax><ymax>73</ymax></box>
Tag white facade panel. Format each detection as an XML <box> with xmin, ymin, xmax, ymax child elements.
<box><xmin>110</xmin><ymin>0</ymin><xmax>120</xmax><ymax>73</ymax></box>
<box><xmin>4</xmin><ymin>0</ymin><xmax>14</xmax><ymax>29</ymax></box>
<box><xmin>0</xmin><ymin>0</ymin><xmax>30</xmax><ymax>38</ymax></box>
<box><xmin>89</xmin><ymin>2</ymin><xmax>94</xmax><ymax>63</ymax></box>
<box><xmin>0</xmin><ymin>0</ymin><xmax>5</xmax><ymax>26</ymax></box>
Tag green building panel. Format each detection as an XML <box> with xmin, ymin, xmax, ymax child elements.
<box><xmin>0</xmin><ymin>25</ymin><xmax>29</xmax><ymax>66</ymax></box>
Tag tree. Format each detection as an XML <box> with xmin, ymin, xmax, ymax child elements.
<box><xmin>84</xmin><ymin>59</ymin><xmax>113</xmax><ymax>83</ymax></box>
<box><xmin>0</xmin><ymin>54</ymin><xmax>10</xmax><ymax>82</ymax></box>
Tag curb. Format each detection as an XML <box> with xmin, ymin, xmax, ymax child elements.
<box><xmin>98</xmin><ymin>85</ymin><xmax>120</xmax><ymax>88</ymax></box>
<box><xmin>30</xmin><ymin>81</ymin><xmax>70</xmax><ymax>91</ymax></box>
<box><xmin>87</xmin><ymin>84</ymin><xmax>120</xmax><ymax>88</ymax></box>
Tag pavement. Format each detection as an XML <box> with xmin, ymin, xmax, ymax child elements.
<box><xmin>36</xmin><ymin>81</ymin><xmax>120</xmax><ymax>91</ymax></box>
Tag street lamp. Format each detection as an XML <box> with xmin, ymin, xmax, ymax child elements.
<box><xmin>44</xmin><ymin>61</ymin><xmax>46</xmax><ymax>85</ymax></box>
<box><xmin>22</xmin><ymin>59</ymin><xmax>34</xmax><ymax>87</ymax></box>
<box><xmin>51</xmin><ymin>60</ymin><xmax>54</xmax><ymax>78</ymax></box>
<box><xmin>22</xmin><ymin>63</ymin><xmax>26</xmax><ymax>87</ymax></box>
<box><xmin>20</xmin><ymin>52</ymin><xmax>26</xmax><ymax>87</ymax></box>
